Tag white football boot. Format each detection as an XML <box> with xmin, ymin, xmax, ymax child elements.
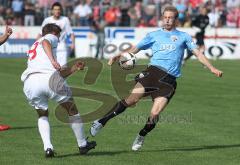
<box><xmin>90</xmin><ymin>120</ymin><xmax>103</xmax><ymax>137</ymax></box>
<box><xmin>132</xmin><ymin>134</ymin><xmax>145</xmax><ymax>151</ymax></box>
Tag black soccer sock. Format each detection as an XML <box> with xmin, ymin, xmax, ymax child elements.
<box><xmin>139</xmin><ymin>116</ymin><xmax>159</xmax><ymax>137</ymax></box>
<box><xmin>99</xmin><ymin>100</ymin><xmax>128</xmax><ymax>126</ymax></box>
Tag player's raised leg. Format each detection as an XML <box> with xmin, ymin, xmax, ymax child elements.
<box><xmin>90</xmin><ymin>82</ymin><xmax>145</xmax><ymax>136</ymax></box>
<box><xmin>132</xmin><ymin>97</ymin><xmax>168</xmax><ymax>151</ymax></box>
<box><xmin>60</xmin><ymin>99</ymin><xmax>97</xmax><ymax>154</ymax></box>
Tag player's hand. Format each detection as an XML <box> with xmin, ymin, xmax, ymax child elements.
<box><xmin>74</xmin><ymin>61</ymin><xmax>85</xmax><ymax>71</ymax></box>
<box><xmin>52</xmin><ymin>61</ymin><xmax>61</xmax><ymax>70</ymax></box>
<box><xmin>108</xmin><ymin>54</ymin><xmax>121</xmax><ymax>65</ymax></box>
<box><xmin>5</xmin><ymin>25</ymin><xmax>12</xmax><ymax>37</ymax></box>
<box><xmin>210</xmin><ymin>67</ymin><xmax>223</xmax><ymax>77</ymax></box>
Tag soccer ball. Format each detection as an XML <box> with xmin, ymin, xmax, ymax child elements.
<box><xmin>118</xmin><ymin>52</ymin><xmax>136</xmax><ymax>70</ymax></box>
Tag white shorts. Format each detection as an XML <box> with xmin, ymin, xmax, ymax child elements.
<box><xmin>23</xmin><ymin>72</ymin><xmax>72</xmax><ymax>110</ymax></box>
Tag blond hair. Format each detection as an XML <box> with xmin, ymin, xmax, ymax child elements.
<box><xmin>163</xmin><ymin>6</ymin><xmax>179</xmax><ymax>19</ymax></box>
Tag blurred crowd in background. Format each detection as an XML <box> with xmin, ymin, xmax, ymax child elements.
<box><xmin>0</xmin><ymin>0</ymin><xmax>239</xmax><ymax>28</ymax></box>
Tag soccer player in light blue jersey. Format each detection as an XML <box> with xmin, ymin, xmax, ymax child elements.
<box><xmin>90</xmin><ymin>6</ymin><xmax>223</xmax><ymax>151</ymax></box>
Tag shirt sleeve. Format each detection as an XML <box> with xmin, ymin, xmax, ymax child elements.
<box><xmin>136</xmin><ymin>33</ymin><xmax>154</xmax><ymax>50</ymax></box>
<box><xmin>39</xmin><ymin>18</ymin><xmax>48</xmax><ymax>35</ymax></box>
<box><xmin>73</xmin><ymin>6</ymin><xmax>79</xmax><ymax>15</ymax></box>
<box><xmin>87</xmin><ymin>6</ymin><xmax>92</xmax><ymax>15</ymax></box>
<box><xmin>43</xmin><ymin>34</ymin><xmax>58</xmax><ymax>48</ymax></box>
<box><xmin>65</xmin><ymin>17</ymin><xmax>73</xmax><ymax>35</ymax></box>
<box><xmin>185</xmin><ymin>33</ymin><xmax>197</xmax><ymax>51</ymax></box>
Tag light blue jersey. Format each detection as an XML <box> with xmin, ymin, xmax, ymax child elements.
<box><xmin>136</xmin><ymin>28</ymin><xmax>197</xmax><ymax>77</ymax></box>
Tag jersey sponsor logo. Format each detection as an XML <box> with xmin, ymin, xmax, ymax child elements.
<box><xmin>160</xmin><ymin>44</ymin><xmax>176</xmax><ymax>51</ymax></box>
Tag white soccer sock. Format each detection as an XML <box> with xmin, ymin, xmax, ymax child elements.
<box><xmin>38</xmin><ymin>116</ymin><xmax>53</xmax><ymax>151</ymax></box>
<box><xmin>69</xmin><ymin>114</ymin><xmax>87</xmax><ymax>147</ymax></box>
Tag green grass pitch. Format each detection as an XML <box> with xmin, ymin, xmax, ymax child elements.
<box><xmin>0</xmin><ymin>58</ymin><xmax>239</xmax><ymax>165</ymax></box>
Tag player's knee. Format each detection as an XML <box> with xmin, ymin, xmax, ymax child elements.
<box><xmin>37</xmin><ymin>109</ymin><xmax>48</xmax><ymax>118</ymax></box>
<box><xmin>67</xmin><ymin>107</ymin><xmax>78</xmax><ymax>116</ymax></box>
<box><xmin>125</xmin><ymin>97</ymin><xmax>139</xmax><ymax>106</ymax></box>
<box><xmin>60</xmin><ymin>98</ymin><xmax>79</xmax><ymax>116</ymax></box>
<box><xmin>65</xmin><ymin>103</ymin><xmax>78</xmax><ymax>116</ymax></box>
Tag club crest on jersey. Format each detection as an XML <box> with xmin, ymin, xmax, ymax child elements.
<box><xmin>171</xmin><ymin>35</ymin><xmax>178</xmax><ymax>42</ymax></box>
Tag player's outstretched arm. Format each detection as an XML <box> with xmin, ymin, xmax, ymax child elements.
<box><xmin>70</xmin><ymin>33</ymin><xmax>75</xmax><ymax>50</ymax></box>
<box><xmin>108</xmin><ymin>46</ymin><xmax>140</xmax><ymax>65</ymax></box>
<box><xmin>59</xmin><ymin>60</ymin><xmax>85</xmax><ymax>78</ymax></box>
<box><xmin>0</xmin><ymin>26</ymin><xmax>12</xmax><ymax>45</ymax></box>
<box><xmin>192</xmin><ymin>49</ymin><xmax>223</xmax><ymax>77</ymax></box>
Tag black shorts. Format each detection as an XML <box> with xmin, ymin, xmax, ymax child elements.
<box><xmin>135</xmin><ymin>66</ymin><xmax>177</xmax><ymax>101</ymax></box>
<box><xmin>196</xmin><ymin>33</ymin><xmax>204</xmax><ymax>46</ymax></box>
